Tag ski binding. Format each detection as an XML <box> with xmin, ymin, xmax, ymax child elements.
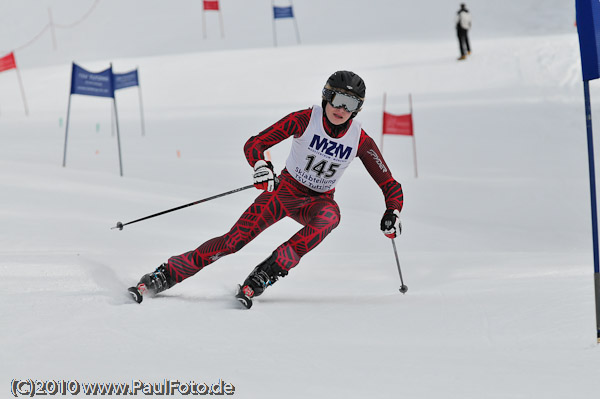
<box><xmin>235</xmin><ymin>284</ymin><xmax>253</xmax><ymax>309</ymax></box>
<box><xmin>127</xmin><ymin>283</ymin><xmax>147</xmax><ymax>304</ymax></box>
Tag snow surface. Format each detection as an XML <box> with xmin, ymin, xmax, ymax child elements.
<box><xmin>1</xmin><ymin>1</ymin><xmax>599</xmax><ymax>398</ymax></box>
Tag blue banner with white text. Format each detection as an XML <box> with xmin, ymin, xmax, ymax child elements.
<box><xmin>273</xmin><ymin>6</ymin><xmax>294</xmax><ymax>19</ymax></box>
<box><xmin>576</xmin><ymin>0</ymin><xmax>600</xmax><ymax>81</ymax></box>
<box><xmin>70</xmin><ymin>63</ymin><xmax>114</xmax><ymax>98</ymax></box>
<box><xmin>114</xmin><ymin>70</ymin><xmax>139</xmax><ymax>91</ymax></box>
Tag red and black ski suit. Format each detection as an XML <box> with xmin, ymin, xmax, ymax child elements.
<box><xmin>165</xmin><ymin>107</ymin><xmax>403</xmax><ymax>283</ymax></box>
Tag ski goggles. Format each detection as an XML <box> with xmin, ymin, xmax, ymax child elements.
<box><xmin>322</xmin><ymin>88</ymin><xmax>363</xmax><ymax>113</ymax></box>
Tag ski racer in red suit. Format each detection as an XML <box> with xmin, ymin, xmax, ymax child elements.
<box><xmin>130</xmin><ymin>71</ymin><xmax>404</xmax><ymax>308</ymax></box>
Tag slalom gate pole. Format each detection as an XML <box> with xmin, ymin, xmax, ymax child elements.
<box><xmin>583</xmin><ymin>80</ymin><xmax>600</xmax><ymax>343</ymax></box>
<box><xmin>112</xmin><ymin>184</ymin><xmax>254</xmax><ymax>231</ymax></box>
<box><xmin>62</xmin><ymin>94</ymin><xmax>72</xmax><ymax>167</ymax></box>
<box><xmin>391</xmin><ymin>238</ymin><xmax>408</xmax><ymax>294</ymax></box>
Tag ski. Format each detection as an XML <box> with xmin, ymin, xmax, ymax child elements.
<box><xmin>128</xmin><ymin>282</ymin><xmax>254</xmax><ymax>307</ymax></box>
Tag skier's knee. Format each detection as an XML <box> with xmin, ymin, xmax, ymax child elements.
<box><xmin>319</xmin><ymin>203</ymin><xmax>341</xmax><ymax>229</ymax></box>
<box><xmin>223</xmin><ymin>238</ymin><xmax>245</xmax><ymax>254</ymax></box>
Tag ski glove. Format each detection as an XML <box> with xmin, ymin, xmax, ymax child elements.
<box><xmin>253</xmin><ymin>160</ymin><xmax>277</xmax><ymax>192</ymax></box>
<box><xmin>380</xmin><ymin>209</ymin><xmax>402</xmax><ymax>238</ymax></box>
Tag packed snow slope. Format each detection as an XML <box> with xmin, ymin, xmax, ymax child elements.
<box><xmin>0</xmin><ymin>0</ymin><xmax>577</xmax><ymax>67</ymax></box>
<box><xmin>1</xmin><ymin>1</ymin><xmax>599</xmax><ymax>399</ymax></box>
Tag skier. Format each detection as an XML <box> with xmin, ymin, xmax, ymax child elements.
<box><xmin>129</xmin><ymin>71</ymin><xmax>404</xmax><ymax>308</ymax></box>
<box><xmin>456</xmin><ymin>3</ymin><xmax>472</xmax><ymax>60</ymax></box>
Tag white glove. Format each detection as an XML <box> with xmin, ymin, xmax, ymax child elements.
<box><xmin>380</xmin><ymin>209</ymin><xmax>401</xmax><ymax>238</ymax></box>
<box><xmin>253</xmin><ymin>160</ymin><xmax>276</xmax><ymax>192</ymax></box>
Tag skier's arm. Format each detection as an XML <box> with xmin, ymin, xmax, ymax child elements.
<box><xmin>356</xmin><ymin>130</ymin><xmax>404</xmax><ymax>212</ymax></box>
<box><xmin>244</xmin><ymin>108</ymin><xmax>312</xmax><ymax>167</ymax></box>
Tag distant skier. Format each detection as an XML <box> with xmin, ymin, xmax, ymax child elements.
<box><xmin>456</xmin><ymin>3</ymin><xmax>472</xmax><ymax>60</ymax></box>
<box><xmin>129</xmin><ymin>71</ymin><xmax>404</xmax><ymax>308</ymax></box>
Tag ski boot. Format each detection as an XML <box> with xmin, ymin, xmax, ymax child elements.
<box><xmin>128</xmin><ymin>263</ymin><xmax>175</xmax><ymax>304</ymax></box>
<box><xmin>236</xmin><ymin>253</ymin><xmax>288</xmax><ymax>309</ymax></box>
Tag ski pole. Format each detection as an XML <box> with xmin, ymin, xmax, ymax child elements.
<box><xmin>391</xmin><ymin>238</ymin><xmax>408</xmax><ymax>294</ymax></box>
<box><xmin>111</xmin><ymin>184</ymin><xmax>254</xmax><ymax>230</ymax></box>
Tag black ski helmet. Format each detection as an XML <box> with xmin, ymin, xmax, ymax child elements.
<box><xmin>324</xmin><ymin>71</ymin><xmax>366</xmax><ymax>98</ymax></box>
<box><xmin>322</xmin><ymin>70</ymin><xmax>366</xmax><ymax>114</ymax></box>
